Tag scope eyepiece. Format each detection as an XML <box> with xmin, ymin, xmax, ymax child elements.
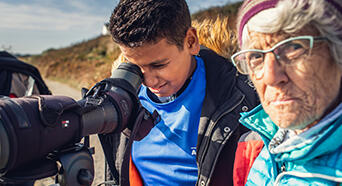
<box><xmin>111</xmin><ymin>63</ymin><xmax>143</xmax><ymax>92</ymax></box>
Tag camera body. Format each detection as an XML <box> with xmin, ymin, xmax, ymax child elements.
<box><xmin>0</xmin><ymin>63</ymin><xmax>159</xmax><ymax>185</ymax></box>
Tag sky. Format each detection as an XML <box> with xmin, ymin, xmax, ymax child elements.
<box><xmin>0</xmin><ymin>0</ymin><xmax>241</xmax><ymax>55</ymax></box>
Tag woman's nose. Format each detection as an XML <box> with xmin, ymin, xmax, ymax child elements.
<box><xmin>262</xmin><ymin>52</ymin><xmax>288</xmax><ymax>86</ymax></box>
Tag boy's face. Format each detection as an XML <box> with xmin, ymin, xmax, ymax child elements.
<box><xmin>119</xmin><ymin>28</ymin><xmax>200</xmax><ymax>97</ymax></box>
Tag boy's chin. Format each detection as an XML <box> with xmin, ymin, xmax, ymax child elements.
<box><xmin>149</xmin><ymin>88</ymin><xmax>174</xmax><ymax>98</ymax></box>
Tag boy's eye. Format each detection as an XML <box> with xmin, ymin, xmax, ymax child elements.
<box><xmin>151</xmin><ymin>63</ymin><xmax>167</xmax><ymax>69</ymax></box>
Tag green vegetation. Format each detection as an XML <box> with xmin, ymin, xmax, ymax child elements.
<box><xmin>191</xmin><ymin>1</ymin><xmax>242</xmax><ymax>22</ymax></box>
<box><xmin>22</xmin><ymin>2</ymin><xmax>241</xmax><ymax>90</ymax></box>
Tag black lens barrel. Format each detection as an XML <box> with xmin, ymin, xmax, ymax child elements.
<box><xmin>0</xmin><ymin>62</ymin><xmax>143</xmax><ymax>179</ymax></box>
<box><xmin>0</xmin><ymin>119</ymin><xmax>10</xmax><ymax>171</ymax></box>
<box><xmin>80</xmin><ymin>100</ymin><xmax>119</xmax><ymax>136</ymax></box>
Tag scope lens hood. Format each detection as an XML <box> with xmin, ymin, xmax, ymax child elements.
<box><xmin>0</xmin><ymin>119</ymin><xmax>10</xmax><ymax>171</ymax></box>
<box><xmin>117</xmin><ymin>63</ymin><xmax>143</xmax><ymax>79</ymax></box>
<box><xmin>111</xmin><ymin>63</ymin><xmax>143</xmax><ymax>92</ymax></box>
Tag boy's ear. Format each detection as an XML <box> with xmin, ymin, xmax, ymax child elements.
<box><xmin>185</xmin><ymin>27</ymin><xmax>200</xmax><ymax>55</ymax></box>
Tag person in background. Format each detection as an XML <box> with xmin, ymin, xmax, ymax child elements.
<box><xmin>231</xmin><ymin>0</ymin><xmax>342</xmax><ymax>185</ymax></box>
<box><xmin>100</xmin><ymin>0</ymin><xmax>259</xmax><ymax>185</ymax></box>
<box><xmin>192</xmin><ymin>17</ymin><xmax>239</xmax><ymax>59</ymax></box>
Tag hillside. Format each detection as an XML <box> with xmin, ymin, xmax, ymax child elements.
<box><xmin>24</xmin><ymin>35</ymin><xmax>120</xmax><ymax>90</ymax></box>
<box><xmin>22</xmin><ymin>2</ymin><xmax>242</xmax><ymax>90</ymax></box>
<box><xmin>192</xmin><ymin>1</ymin><xmax>242</xmax><ymax>27</ymax></box>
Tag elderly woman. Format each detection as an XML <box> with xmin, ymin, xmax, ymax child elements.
<box><xmin>232</xmin><ymin>0</ymin><xmax>342</xmax><ymax>185</ymax></box>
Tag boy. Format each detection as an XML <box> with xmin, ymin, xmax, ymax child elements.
<box><xmin>101</xmin><ymin>0</ymin><xmax>259</xmax><ymax>185</ymax></box>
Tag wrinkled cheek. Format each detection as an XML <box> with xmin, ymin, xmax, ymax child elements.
<box><xmin>252</xmin><ymin>82</ymin><xmax>265</xmax><ymax>101</ymax></box>
<box><xmin>261</xmin><ymin>102</ymin><xmax>277</xmax><ymax>120</ymax></box>
<box><xmin>259</xmin><ymin>92</ymin><xmax>269</xmax><ymax>111</ymax></box>
<box><xmin>267</xmin><ymin>107</ymin><xmax>301</xmax><ymax>128</ymax></box>
<box><xmin>263</xmin><ymin>102</ymin><xmax>301</xmax><ymax>126</ymax></box>
<box><xmin>303</xmin><ymin>85</ymin><xmax>326</xmax><ymax>117</ymax></box>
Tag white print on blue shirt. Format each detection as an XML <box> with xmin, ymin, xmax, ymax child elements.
<box><xmin>191</xmin><ymin>147</ymin><xmax>197</xmax><ymax>156</ymax></box>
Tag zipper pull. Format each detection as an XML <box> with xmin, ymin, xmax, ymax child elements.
<box><xmin>280</xmin><ymin>162</ymin><xmax>286</xmax><ymax>172</ymax></box>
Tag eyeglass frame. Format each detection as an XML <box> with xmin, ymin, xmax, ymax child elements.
<box><xmin>231</xmin><ymin>35</ymin><xmax>328</xmax><ymax>76</ymax></box>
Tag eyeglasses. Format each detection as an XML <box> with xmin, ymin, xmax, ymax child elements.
<box><xmin>231</xmin><ymin>36</ymin><xmax>328</xmax><ymax>78</ymax></box>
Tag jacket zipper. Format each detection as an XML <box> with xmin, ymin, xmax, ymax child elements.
<box><xmin>274</xmin><ymin>171</ymin><xmax>342</xmax><ymax>185</ymax></box>
<box><xmin>198</xmin><ymin>95</ymin><xmax>245</xmax><ymax>185</ymax></box>
<box><xmin>280</xmin><ymin>162</ymin><xmax>286</xmax><ymax>173</ymax></box>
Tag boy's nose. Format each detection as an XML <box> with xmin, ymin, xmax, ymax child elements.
<box><xmin>142</xmin><ymin>69</ymin><xmax>159</xmax><ymax>88</ymax></box>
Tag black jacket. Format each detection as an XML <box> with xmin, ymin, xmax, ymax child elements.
<box><xmin>99</xmin><ymin>48</ymin><xmax>259</xmax><ymax>186</ymax></box>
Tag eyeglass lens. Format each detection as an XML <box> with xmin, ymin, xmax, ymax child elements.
<box><xmin>234</xmin><ymin>38</ymin><xmax>311</xmax><ymax>75</ymax></box>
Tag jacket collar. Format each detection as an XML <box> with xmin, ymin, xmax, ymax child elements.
<box><xmin>240</xmin><ymin>103</ymin><xmax>342</xmax><ymax>163</ymax></box>
<box><xmin>239</xmin><ymin>104</ymin><xmax>278</xmax><ymax>143</ymax></box>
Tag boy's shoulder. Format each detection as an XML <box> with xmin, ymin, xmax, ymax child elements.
<box><xmin>198</xmin><ymin>47</ymin><xmax>232</xmax><ymax>69</ymax></box>
<box><xmin>198</xmin><ymin>47</ymin><xmax>235</xmax><ymax>82</ymax></box>
<box><xmin>198</xmin><ymin>47</ymin><xmax>255</xmax><ymax>94</ymax></box>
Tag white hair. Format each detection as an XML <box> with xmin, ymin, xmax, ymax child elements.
<box><xmin>242</xmin><ymin>0</ymin><xmax>342</xmax><ymax>68</ymax></box>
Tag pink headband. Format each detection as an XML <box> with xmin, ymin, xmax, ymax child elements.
<box><xmin>236</xmin><ymin>0</ymin><xmax>342</xmax><ymax>47</ymax></box>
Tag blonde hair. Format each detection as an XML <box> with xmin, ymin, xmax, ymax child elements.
<box><xmin>111</xmin><ymin>53</ymin><xmax>125</xmax><ymax>76</ymax></box>
<box><xmin>193</xmin><ymin>16</ymin><xmax>238</xmax><ymax>58</ymax></box>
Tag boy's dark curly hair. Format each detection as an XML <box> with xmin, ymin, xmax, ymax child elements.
<box><xmin>109</xmin><ymin>0</ymin><xmax>191</xmax><ymax>49</ymax></box>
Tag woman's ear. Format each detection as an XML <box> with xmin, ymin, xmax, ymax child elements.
<box><xmin>185</xmin><ymin>27</ymin><xmax>200</xmax><ymax>55</ymax></box>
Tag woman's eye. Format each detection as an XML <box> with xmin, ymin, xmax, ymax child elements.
<box><xmin>249</xmin><ymin>53</ymin><xmax>263</xmax><ymax>60</ymax></box>
<box><xmin>288</xmin><ymin>43</ymin><xmax>303</xmax><ymax>50</ymax></box>
<box><xmin>247</xmin><ymin>53</ymin><xmax>263</xmax><ymax>68</ymax></box>
<box><xmin>282</xmin><ymin>43</ymin><xmax>306</xmax><ymax>59</ymax></box>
